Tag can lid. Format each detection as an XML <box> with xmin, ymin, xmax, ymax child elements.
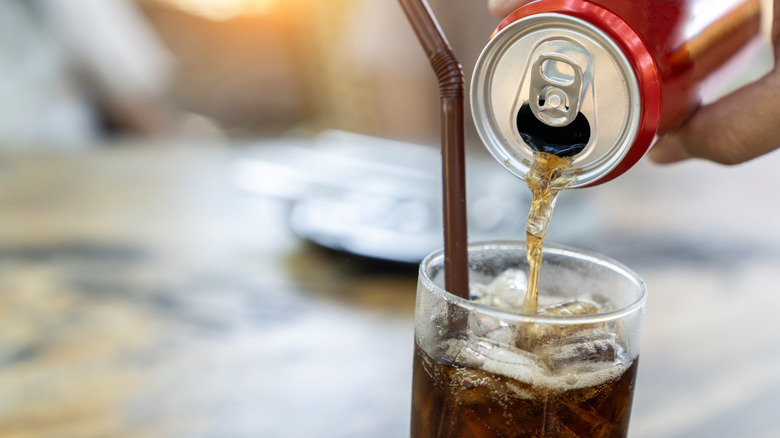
<box><xmin>471</xmin><ymin>13</ymin><xmax>642</xmax><ymax>188</ymax></box>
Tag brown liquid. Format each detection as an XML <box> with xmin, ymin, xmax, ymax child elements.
<box><xmin>410</xmin><ymin>345</ymin><xmax>638</xmax><ymax>438</ymax></box>
<box><xmin>522</xmin><ymin>152</ymin><xmax>576</xmax><ymax>313</ymax></box>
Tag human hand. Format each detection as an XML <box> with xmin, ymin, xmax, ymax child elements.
<box><xmin>488</xmin><ymin>0</ymin><xmax>780</xmax><ymax>165</ymax></box>
<box><xmin>487</xmin><ymin>0</ymin><xmax>532</xmax><ymax>18</ymax></box>
<box><xmin>649</xmin><ymin>0</ymin><xmax>780</xmax><ymax>165</ymax></box>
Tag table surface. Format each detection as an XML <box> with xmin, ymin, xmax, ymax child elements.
<box><xmin>2</xmin><ymin>142</ymin><xmax>780</xmax><ymax>438</ymax></box>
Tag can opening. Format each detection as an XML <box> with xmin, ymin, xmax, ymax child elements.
<box><xmin>516</xmin><ymin>103</ymin><xmax>590</xmax><ymax>157</ymax></box>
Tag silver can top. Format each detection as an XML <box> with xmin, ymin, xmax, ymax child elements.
<box><xmin>471</xmin><ymin>13</ymin><xmax>642</xmax><ymax>187</ymax></box>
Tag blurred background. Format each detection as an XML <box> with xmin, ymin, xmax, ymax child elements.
<box><xmin>3</xmin><ymin>1</ymin><xmax>780</xmax><ymax>437</ymax></box>
<box><xmin>0</xmin><ymin>0</ymin><xmax>499</xmax><ymax>147</ymax></box>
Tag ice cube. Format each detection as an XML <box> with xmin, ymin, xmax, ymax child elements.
<box><xmin>468</xmin><ymin>281</ymin><xmax>488</xmax><ymax>301</ymax></box>
<box><xmin>539</xmin><ymin>298</ymin><xmax>601</xmax><ymax>316</ymax></box>
<box><xmin>514</xmin><ymin>299</ymin><xmax>607</xmax><ymax>348</ymax></box>
<box><xmin>453</xmin><ymin>337</ymin><xmax>541</xmax><ymax>371</ymax></box>
<box><xmin>485</xmin><ymin>326</ymin><xmax>517</xmax><ymax>345</ymax></box>
<box><xmin>582</xmin><ymin>293</ymin><xmax>613</xmax><ymax>312</ymax></box>
<box><xmin>474</xmin><ymin>268</ymin><xmax>527</xmax><ymax>310</ymax></box>
<box><xmin>451</xmin><ymin>338</ymin><xmax>548</xmax><ymax>389</ymax></box>
<box><xmin>467</xmin><ymin>311</ymin><xmax>503</xmax><ymax>336</ymax></box>
<box><xmin>436</xmin><ymin>337</ymin><xmax>467</xmax><ymax>366</ymax></box>
<box><xmin>533</xmin><ymin>332</ymin><xmax>619</xmax><ymax>371</ymax></box>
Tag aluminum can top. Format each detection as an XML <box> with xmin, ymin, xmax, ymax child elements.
<box><xmin>471</xmin><ymin>13</ymin><xmax>642</xmax><ymax>188</ymax></box>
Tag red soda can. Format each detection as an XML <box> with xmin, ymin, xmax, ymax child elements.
<box><xmin>471</xmin><ymin>0</ymin><xmax>766</xmax><ymax>187</ymax></box>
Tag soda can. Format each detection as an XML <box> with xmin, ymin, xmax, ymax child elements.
<box><xmin>471</xmin><ymin>0</ymin><xmax>766</xmax><ymax>187</ymax></box>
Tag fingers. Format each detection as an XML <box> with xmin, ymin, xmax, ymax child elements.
<box><xmin>488</xmin><ymin>0</ymin><xmax>533</xmax><ymax>18</ymax></box>
<box><xmin>650</xmin><ymin>0</ymin><xmax>780</xmax><ymax>165</ymax></box>
<box><xmin>648</xmin><ymin>68</ymin><xmax>780</xmax><ymax>165</ymax></box>
<box><xmin>773</xmin><ymin>0</ymin><xmax>780</xmax><ymax>44</ymax></box>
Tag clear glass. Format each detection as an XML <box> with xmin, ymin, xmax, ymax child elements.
<box><xmin>410</xmin><ymin>240</ymin><xmax>646</xmax><ymax>438</ymax></box>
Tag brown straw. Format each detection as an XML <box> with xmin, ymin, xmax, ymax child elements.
<box><xmin>399</xmin><ymin>0</ymin><xmax>469</xmax><ymax>299</ymax></box>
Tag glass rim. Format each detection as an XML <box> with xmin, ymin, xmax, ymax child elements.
<box><xmin>419</xmin><ymin>240</ymin><xmax>647</xmax><ymax>325</ymax></box>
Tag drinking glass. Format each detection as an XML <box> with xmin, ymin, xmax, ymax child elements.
<box><xmin>411</xmin><ymin>240</ymin><xmax>646</xmax><ymax>437</ymax></box>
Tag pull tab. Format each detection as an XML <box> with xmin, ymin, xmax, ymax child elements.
<box><xmin>529</xmin><ymin>53</ymin><xmax>584</xmax><ymax>127</ymax></box>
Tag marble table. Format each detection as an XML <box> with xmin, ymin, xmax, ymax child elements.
<box><xmin>1</xmin><ymin>143</ymin><xmax>779</xmax><ymax>437</ymax></box>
